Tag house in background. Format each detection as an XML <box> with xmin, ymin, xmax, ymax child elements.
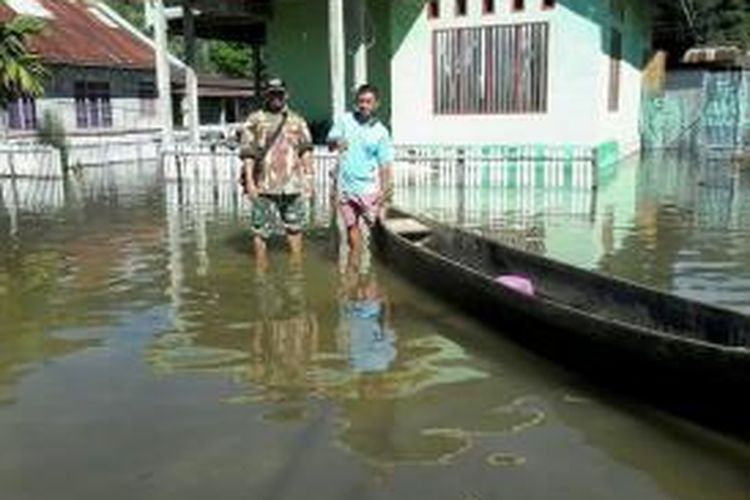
<box><xmin>265</xmin><ymin>0</ymin><xmax>653</xmax><ymax>165</ymax></box>
<box><xmin>0</xmin><ymin>0</ymin><xmax>255</xmax><ymax>147</ymax></box>
<box><xmin>0</xmin><ymin>0</ymin><xmax>163</xmax><ymax>140</ymax></box>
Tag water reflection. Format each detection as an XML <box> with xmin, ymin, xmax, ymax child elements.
<box><xmin>0</xmin><ymin>164</ymin><xmax>165</xmax><ymax>406</ymax></box>
<box><xmin>338</xmin><ymin>271</ymin><xmax>395</xmax><ymax>374</ymax></box>
<box><xmin>146</xmin><ymin>238</ymin><xmax>550</xmax><ymax>466</ymax></box>
<box><xmin>397</xmin><ymin>153</ymin><xmax>750</xmax><ymax>313</ymax></box>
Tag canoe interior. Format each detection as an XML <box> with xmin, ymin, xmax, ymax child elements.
<box><xmin>382</xmin><ymin>211</ymin><xmax>750</xmax><ymax>351</ymax></box>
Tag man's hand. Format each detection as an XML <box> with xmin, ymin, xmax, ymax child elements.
<box><xmin>328</xmin><ymin>139</ymin><xmax>348</xmax><ymax>152</ymax></box>
<box><xmin>246</xmin><ymin>183</ymin><xmax>259</xmax><ymax>200</ymax></box>
<box><xmin>303</xmin><ymin>177</ymin><xmax>315</xmax><ymax>200</ymax></box>
<box><xmin>242</xmin><ymin>160</ymin><xmax>259</xmax><ymax>200</ymax></box>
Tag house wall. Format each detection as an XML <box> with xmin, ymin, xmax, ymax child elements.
<box><xmin>2</xmin><ymin>65</ymin><xmax>161</xmax><ymax>139</ymax></box>
<box><xmin>390</xmin><ymin>0</ymin><xmax>651</xmax><ymax>157</ymax></box>
<box><xmin>265</xmin><ymin>0</ymin><xmax>331</xmax><ymax>129</ymax></box>
<box><xmin>265</xmin><ymin>0</ymin><xmax>394</xmax><ymax>135</ymax></box>
<box><xmin>262</xmin><ymin>0</ymin><xmax>651</xmax><ymax>159</ymax></box>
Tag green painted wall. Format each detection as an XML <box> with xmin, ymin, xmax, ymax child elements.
<box><xmin>265</xmin><ymin>0</ymin><xmax>330</xmax><ymax>127</ymax></box>
<box><xmin>265</xmin><ymin>0</ymin><xmax>399</xmax><ymax>134</ymax></box>
<box><xmin>365</xmin><ymin>0</ymin><xmax>394</xmax><ymax>126</ymax></box>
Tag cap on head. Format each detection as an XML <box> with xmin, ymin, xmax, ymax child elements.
<box><xmin>264</xmin><ymin>77</ymin><xmax>287</xmax><ymax>95</ymax></box>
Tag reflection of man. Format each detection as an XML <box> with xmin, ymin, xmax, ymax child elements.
<box><xmin>339</xmin><ymin>272</ymin><xmax>396</xmax><ymax>374</ymax></box>
<box><xmin>240</xmin><ymin>78</ymin><xmax>314</xmax><ymax>269</ymax></box>
<box><xmin>248</xmin><ymin>259</ymin><xmax>319</xmax><ymax>393</ymax></box>
<box><xmin>327</xmin><ymin>84</ymin><xmax>394</xmax><ymax>273</ymax></box>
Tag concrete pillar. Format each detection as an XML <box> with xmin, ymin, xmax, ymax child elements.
<box><xmin>185</xmin><ymin>68</ymin><xmax>200</xmax><ymax>144</ymax></box>
<box><xmin>152</xmin><ymin>0</ymin><xmax>173</xmax><ymax>146</ymax></box>
<box><xmin>353</xmin><ymin>0</ymin><xmax>368</xmax><ymax>87</ymax></box>
<box><xmin>328</xmin><ymin>0</ymin><xmax>346</xmax><ymax>119</ymax></box>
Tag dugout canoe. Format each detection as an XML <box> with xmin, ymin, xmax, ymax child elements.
<box><xmin>373</xmin><ymin>209</ymin><xmax>750</xmax><ymax>435</ymax></box>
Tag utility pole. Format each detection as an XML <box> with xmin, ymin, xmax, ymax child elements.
<box><xmin>329</xmin><ymin>0</ymin><xmax>346</xmax><ymax>119</ymax></box>
<box><xmin>353</xmin><ymin>0</ymin><xmax>368</xmax><ymax>88</ymax></box>
<box><xmin>182</xmin><ymin>0</ymin><xmax>199</xmax><ymax>145</ymax></box>
<box><xmin>152</xmin><ymin>0</ymin><xmax>174</xmax><ymax>146</ymax></box>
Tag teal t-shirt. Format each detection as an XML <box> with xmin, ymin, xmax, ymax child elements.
<box><xmin>327</xmin><ymin>112</ymin><xmax>394</xmax><ymax>196</ymax></box>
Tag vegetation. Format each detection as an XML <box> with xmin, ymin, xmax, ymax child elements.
<box><xmin>654</xmin><ymin>0</ymin><xmax>750</xmax><ymax>56</ymax></box>
<box><xmin>103</xmin><ymin>0</ymin><xmax>254</xmax><ymax>78</ymax></box>
<box><xmin>207</xmin><ymin>41</ymin><xmax>253</xmax><ymax>78</ymax></box>
<box><xmin>102</xmin><ymin>0</ymin><xmax>144</xmax><ymax>30</ymax></box>
<box><xmin>0</xmin><ymin>3</ymin><xmax>47</xmax><ymax>108</ymax></box>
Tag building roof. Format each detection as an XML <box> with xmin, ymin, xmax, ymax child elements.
<box><xmin>173</xmin><ymin>74</ymin><xmax>256</xmax><ymax>98</ymax></box>
<box><xmin>0</xmin><ymin>0</ymin><xmax>154</xmax><ymax>69</ymax></box>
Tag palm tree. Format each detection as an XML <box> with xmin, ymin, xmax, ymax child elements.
<box><xmin>0</xmin><ymin>7</ymin><xmax>47</xmax><ymax>108</ymax></box>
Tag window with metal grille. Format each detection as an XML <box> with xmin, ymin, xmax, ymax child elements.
<box><xmin>433</xmin><ymin>23</ymin><xmax>549</xmax><ymax>115</ymax></box>
<box><xmin>75</xmin><ymin>81</ymin><xmax>112</xmax><ymax>128</ymax></box>
<box><xmin>7</xmin><ymin>96</ymin><xmax>37</xmax><ymax>130</ymax></box>
<box><xmin>608</xmin><ymin>29</ymin><xmax>622</xmax><ymax>112</ymax></box>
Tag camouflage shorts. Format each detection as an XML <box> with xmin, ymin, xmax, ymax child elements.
<box><xmin>252</xmin><ymin>194</ymin><xmax>306</xmax><ymax>239</ymax></box>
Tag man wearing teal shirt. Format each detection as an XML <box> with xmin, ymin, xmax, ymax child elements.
<box><xmin>327</xmin><ymin>84</ymin><xmax>394</xmax><ymax>272</ymax></box>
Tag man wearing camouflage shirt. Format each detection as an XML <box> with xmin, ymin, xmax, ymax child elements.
<box><xmin>240</xmin><ymin>78</ymin><xmax>314</xmax><ymax>266</ymax></box>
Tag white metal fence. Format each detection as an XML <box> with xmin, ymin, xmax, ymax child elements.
<box><xmin>0</xmin><ymin>144</ymin><xmax>62</xmax><ymax>179</ymax></box>
<box><xmin>161</xmin><ymin>143</ymin><xmax>598</xmax><ymax>190</ymax></box>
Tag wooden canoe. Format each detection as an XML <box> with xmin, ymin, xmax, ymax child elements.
<box><xmin>374</xmin><ymin>209</ymin><xmax>750</xmax><ymax>436</ymax></box>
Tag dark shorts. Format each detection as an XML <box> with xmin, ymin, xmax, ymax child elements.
<box><xmin>252</xmin><ymin>194</ymin><xmax>306</xmax><ymax>239</ymax></box>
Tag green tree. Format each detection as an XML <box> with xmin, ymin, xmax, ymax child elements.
<box><xmin>0</xmin><ymin>9</ymin><xmax>47</xmax><ymax>107</ymax></box>
<box><xmin>655</xmin><ymin>0</ymin><xmax>750</xmax><ymax>51</ymax></box>
<box><xmin>102</xmin><ymin>0</ymin><xmax>145</xmax><ymax>31</ymax></box>
<box><xmin>207</xmin><ymin>41</ymin><xmax>252</xmax><ymax>78</ymax></box>
<box><xmin>694</xmin><ymin>0</ymin><xmax>750</xmax><ymax>47</ymax></box>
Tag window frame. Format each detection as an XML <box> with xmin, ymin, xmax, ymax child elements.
<box><xmin>7</xmin><ymin>96</ymin><xmax>38</xmax><ymax>131</ymax></box>
<box><xmin>427</xmin><ymin>0</ymin><xmax>440</xmax><ymax>19</ymax></box>
<box><xmin>75</xmin><ymin>80</ymin><xmax>113</xmax><ymax>129</ymax></box>
<box><xmin>432</xmin><ymin>22</ymin><xmax>550</xmax><ymax>116</ymax></box>
<box><xmin>455</xmin><ymin>0</ymin><xmax>467</xmax><ymax>16</ymax></box>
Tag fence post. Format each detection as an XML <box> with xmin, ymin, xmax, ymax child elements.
<box><xmin>591</xmin><ymin>147</ymin><xmax>599</xmax><ymax>190</ymax></box>
<box><xmin>7</xmin><ymin>145</ymin><xmax>16</xmax><ymax>179</ymax></box>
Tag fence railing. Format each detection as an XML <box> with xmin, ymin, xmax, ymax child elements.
<box><xmin>161</xmin><ymin>143</ymin><xmax>598</xmax><ymax>190</ymax></box>
<box><xmin>0</xmin><ymin>144</ymin><xmax>62</xmax><ymax>179</ymax></box>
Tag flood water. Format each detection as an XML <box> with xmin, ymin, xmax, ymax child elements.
<box><xmin>396</xmin><ymin>153</ymin><xmax>750</xmax><ymax>313</ymax></box>
<box><xmin>0</xmin><ymin>157</ymin><xmax>748</xmax><ymax>500</ymax></box>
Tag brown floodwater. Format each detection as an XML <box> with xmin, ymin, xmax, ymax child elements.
<box><xmin>0</xmin><ymin>159</ymin><xmax>748</xmax><ymax>500</ymax></box>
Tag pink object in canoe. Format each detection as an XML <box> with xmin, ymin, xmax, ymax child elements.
<box><xmin>495</xmin><ymin>275</ymin><xmax>535</xmax><ymax>297</ymax></box>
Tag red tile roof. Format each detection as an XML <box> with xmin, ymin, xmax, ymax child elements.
<box><xmin>0</xmin><ymin>0</ymin><xmax>154</xmax><ymax>69</ymax></box>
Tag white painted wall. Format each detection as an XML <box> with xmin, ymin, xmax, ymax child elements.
<box><xmin>32</xmin><ymin>98</ymin><xmax>161</xmax><ymax>135</ymax></box>
<box><xmin>390</xmin><ymin>0</ymin><xmax>649</xmax><ymax>154</ymax></box>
